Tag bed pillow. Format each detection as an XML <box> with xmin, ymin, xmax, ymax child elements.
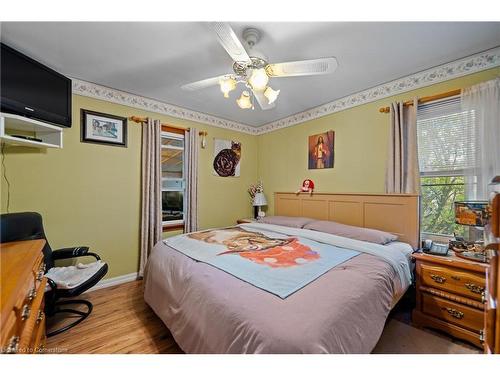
<box><xmin>304</xmin><ymin>220</ymin><xmax>398</xmax><ymax>245</ymax></box>
<box><xmin>258</xmin><ymin>216</ymin><xmax>315</xmax><ymax>228</ymax></box>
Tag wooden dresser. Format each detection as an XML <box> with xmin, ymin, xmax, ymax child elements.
<box><xmin>412</xmin><ymin>251</ymin><xmax>488</xmax><ymax>348</ymax></box>
<box><xmin>1</xmin><ymin>239</ymin><xmax>47</xmax><ymax>354</ymax></box>
<box><xmin>484</xmin><ymin>184</ymin><xmax>500</xmax><ymax>353</ymax></box>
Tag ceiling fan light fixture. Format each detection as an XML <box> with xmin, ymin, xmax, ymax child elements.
<box><xmin>219</xmin><ymin>76</ymin><xmax>237</xmax><ymax>98</ymax></box>
<box><xmin>264</xmin><ymin>86</ymin><xmax>280</xmax><ymax>104</ymax></box>
<box><xmin>248</xmin><ymin>68</ymin><xmax>269</xmax><ymax>91</ymax></box>
<box><xmin>237</xmin><ymin>91</ymin><xmax>253</xmax><ymax>109</ymax></box>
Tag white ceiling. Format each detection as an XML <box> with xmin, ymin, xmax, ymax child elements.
<box><xmin>1</xmin><ymin>22</ymin><xmax>499</xmax><ymax>127</ymax></box>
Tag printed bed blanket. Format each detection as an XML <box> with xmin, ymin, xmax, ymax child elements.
<box><xmin>163</xmin><ymin>223</ymin><xmax>411</xmax><ymax>298</ymax></box>
<box><xmin>164</xmin><ymin>224</ymin><xmax>360</xmax><ymax>298</ymax></box>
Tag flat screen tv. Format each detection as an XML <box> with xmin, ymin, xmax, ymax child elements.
<box><xmin>1</xmin><ymin>43</ymin><xmax>72</xmax><ymax>128</ymax></box>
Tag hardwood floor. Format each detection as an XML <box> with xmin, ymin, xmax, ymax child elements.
<box><xmin>46</xmin><ymin>280</ymin><xmax>183</xmax><ymax>354</ymax></box>
<box><xmin>46</xmin><ymin>280</ymin><xmax>478</xmax><ymax>354</ymax></box>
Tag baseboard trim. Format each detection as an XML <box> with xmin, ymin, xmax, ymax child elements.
<box><xmin>88</xmin><ymin>272</ymin><xmax>139</xmax><ymax>292</ymax></box>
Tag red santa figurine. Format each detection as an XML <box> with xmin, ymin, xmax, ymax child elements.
<box><xmin>296</xmin><ymin>179</ymin><xmax>314</xmax><ymax>195</ymax></box>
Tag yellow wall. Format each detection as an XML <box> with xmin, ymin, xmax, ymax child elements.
<box><xmin>257</xmin><ymin>67</ymin><xmax>500</xmax><ymax>215</ymax></box>
<box><xmin>1</xmin><ymin>67</ymin><xmax>498</xmax><ymax>279</ymax></box>
<box><xmin>0</xmin><ymin>95</ymin><xmax>258</xmax><ymax>278</ymax></box>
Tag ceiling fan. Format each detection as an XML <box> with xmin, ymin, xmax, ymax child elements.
<box><xmin>181</xmin><ymin>22</ymin><xmax>338</xmax><ymax>110</ymax></box>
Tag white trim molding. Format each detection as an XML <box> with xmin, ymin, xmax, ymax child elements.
<box><xmin>87</xmin><ymin>272</ymin><xmax>139</xmax><ymax>292</ymax></box>
<box><xmin>72</xmin><ymin>46</ymin><xmax>500</xmax><ymax>136</ymax></box>
<box><xmin>72</xmin><ymin>79</ymin><xmax>258</xmax><ymax>135</ymax></box>
<box><xmin>255</xmin><ymin>46</ymin><xmax>500</xmax><ymax>134</ymax></box>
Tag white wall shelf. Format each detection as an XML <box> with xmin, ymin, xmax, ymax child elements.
<box><xmin>0</xmin><ymin>112</ymin><xmax>63</xmax><ymax>149</ymax></box>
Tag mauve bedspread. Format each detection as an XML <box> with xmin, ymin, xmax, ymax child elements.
<box><xmin>143</xmin><ymin>236</ymin><xmax>411</xmax><ymax>354</ymax></box>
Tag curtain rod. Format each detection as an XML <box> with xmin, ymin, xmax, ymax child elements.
<box><xmin>129</xmin><ymin>115</ymin><xmax>190</xmax><ymax>132</ymax></box>
<box><xmin>378</xmin><ymin>89</ymin><xmax>461</xmax><ymax>113</ymax></box>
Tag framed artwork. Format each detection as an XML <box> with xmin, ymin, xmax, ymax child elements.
<box><xmin>308</xmin><ymin>130</ymin><xmax>334</xmax><ymax>169</ymax></box>
<box><xmin>454</xmin><ymin>201</ymin><xmax>489</xmax><ymax>227</ymax></box>
<box><xmin>213</xmin><ymin>139</ymin><xmax>241</xmax><ymax>177</ymax></box>
<box><xmin>81</xmin><ymin>109</ymin><xmax>127</xmax><ymax>147</ymax></box>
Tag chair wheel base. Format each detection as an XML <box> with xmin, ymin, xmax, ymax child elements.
<box><xmin>46</xmin><ymin>299</ymin><xmax>93</xmax><ymax>337</ymax></box>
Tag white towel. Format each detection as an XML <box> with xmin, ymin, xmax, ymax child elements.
<box><xmin>45</xmin><ymin>260</ymin><xmax>106</xmax><ymax>290</ymax></box>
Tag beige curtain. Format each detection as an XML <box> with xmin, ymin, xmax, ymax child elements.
<box><xmin>185</xmin><ymin>128</ymin><xmax>199</xmax><ymax>233</ymax></box>
<box><xmin>462</xmin><ymin>78</ymin><xmax>500</xmax><ymax>200</ymax></box>
<box><xmin>385</xmin><ymin>99</ymin><xmax>420</xmax><ymax>194</ymax></box>
<box><xmin>139</xmin><ymin>118</ymin><xmax>162</xmax><ymax>277</ymax></box>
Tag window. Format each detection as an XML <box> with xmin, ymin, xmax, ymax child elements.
<box><xmin>417</xmin><ymin>96</ymin><xmax>475</xmax><ymax>240</ymax></box>
<box><xmin>161</xmin><ymin>129</ymin><xmax>185</xmax><ymax>227</ymax></box>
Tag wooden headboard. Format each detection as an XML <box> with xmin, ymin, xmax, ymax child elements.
<box><xmin>274</xmin><ymin>192</ymin><xmax>420</xmax><ymax>249</ymax></box>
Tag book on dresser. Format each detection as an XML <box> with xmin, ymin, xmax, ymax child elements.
<box><xmin>1</xmin><ymin>239</ymin><xmax>47</xmax><ymax>354</ymax></box>
<box><xmin>412</xmin><ymin>250</ymin><xmax>488</xmax><ymax>349</ymax></box>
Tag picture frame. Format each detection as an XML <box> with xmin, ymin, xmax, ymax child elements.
<box><xmin>308</xmin><ymin>130</ymin><xmax>334</xmax><ymax>169</ymax></box>
<box><xmin>212</xmin><ymin>138</ymin><xmax>241</xmax><ymax>177</ymax></box>
<box><xmin>81</xmin><ymin>109</ymin><xmax>128</xmax><ymax>147</ymax></box>
<box><xmin>454</xmin><ymin>201</ymin><xmax>489</xmax><ymax>227</ymax></box>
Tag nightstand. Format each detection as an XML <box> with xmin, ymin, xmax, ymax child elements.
<box><xmin>237</xmin><ymin>218</ymin><xmax>256</xmax><ymax>224</ymax></box>
<box><xmin>412</xmin><ymin>251</ymin><xmax>488</xmax><ymax>348</ymax></box>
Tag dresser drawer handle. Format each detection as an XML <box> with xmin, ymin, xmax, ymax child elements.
<box><xmin>430</xmin><ymin>274</ymin><xmax>446</xmax><ymax>284</ymax></box>
<box><xmin>465</xmin><ymin>283</ymin><xmax>484</xmax><ymax>294</ymax></box>
<box><xmin>3</xmin><ymin>336</ymin><xmax>20</xmax><ymax>354</ymax></box>
<box><xmin>36</xmin><ymin>270</ymin><xmax>45</xmax><ymax>282</ymax></box>
<box><xmin>36</xmin><ymin>310</ymin><xmax>45</xmax><ymax>324</ymax></box>
<box><xmin>21</xmin><ymin>304</ymin><xmax>31</xmax><ymax>320</ymax></box>
<box><xmin>27</xmin><ymin>287</ymin><xmax>37</xmax><ymax>302</ymax></box>
<box><xmin>35</xmin><ymin>263</ymin><xmax>46</xmax><ymax>281</ymax></box>
<box><xmin>443</xmin><ymin>307</ymin><xmax>464</xmax><ymax>319</ymax></box>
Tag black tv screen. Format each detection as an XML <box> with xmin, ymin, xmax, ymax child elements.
<box><xmin>1</xmin><ymin>43</ymin><xmax>72</xmax><ymax>127</ymax></box>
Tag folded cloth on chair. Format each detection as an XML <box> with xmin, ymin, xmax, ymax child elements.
<box><xmin>45</xmin><ymin>260</ymin><xmax>106</xmax><ymax>290</ymax></box>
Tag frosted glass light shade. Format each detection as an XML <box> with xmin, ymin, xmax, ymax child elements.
<box><xmin>237</xmin><ymin>91</ymin><xmax>253</xmax><ymax>109</ymax></box>
<box><xmin>253</xmin><ymin>192</ymin><xmax>268</xmax><ymax>206</ymax></box>
<box><xmin>219</xmin><ymin>76</ymin><xmax>237</xmax><ymax>98</ymax></box>
<box><xmin>264</xmin><ymin>86</ymin><xmax>280</xmax><ymax>104</ymax></box>
<box><xmin>248</xmin><ymin>68</ymin><xmax>269</xmax><ymax>91</ymax></box>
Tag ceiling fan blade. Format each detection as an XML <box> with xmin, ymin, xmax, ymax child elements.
<box><xmin>266</xmin><ymin>57</ymin><xmax>338</xmax><ymax>77</ymax></box>
<box><xmin>210</xmin><ymin>22</ymin><xmax>251</xmax><ymax>63</ymax></box>
<box><xmin>181</xmin><ymin>75</ymin><xmax>228</xmax><ymax>91</ymax></box>
<box><xmin>252</xmin><ymin>89</ymin><xmax>275</xmax><ymax>111</ymax></box>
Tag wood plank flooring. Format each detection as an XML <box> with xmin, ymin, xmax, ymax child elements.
<box><xmin>46</xmin><ymin>280</ymin><xmax>183</xmax><ymax>354</ymax></box>
<box><xmin>46</xmin><ymin>280</ymin><xmax>479</xmax><ymax>354</ymax></box>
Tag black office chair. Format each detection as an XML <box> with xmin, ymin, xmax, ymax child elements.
<box><xmin>0</xmin><ymin>212</ymin><xmax>108</xmax><ymax>337</ymax></box>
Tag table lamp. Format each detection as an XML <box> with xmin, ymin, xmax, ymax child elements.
<box><xmin>253</xmin><ymin>192</ymin><xmax>267</xmax><ymax>220</ymax></box>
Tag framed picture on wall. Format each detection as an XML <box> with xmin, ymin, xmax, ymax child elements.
<box><xmin>308</xmin><ymin>130</ymin><xmax>334</xmax><ymax>169</ymax></box>
<box><xmin>81</xmin><ymin>109</ymin><xmax>128</xmax><ymax>147</ymax></box>
<box><xmin>212</xmin><ymin>139</ymin><xmax>241</xmax><ymax>177</ymax></box>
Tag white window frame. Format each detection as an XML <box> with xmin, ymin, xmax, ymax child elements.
<box><xmin>161</xmin><ymin>131</ymin><xmax>185</xmax><ymax>226</ymax></box>
<box><xmin>417</xmin><ymin>95</ymin><xmax>473</xmax><ymax>243</ymax></box>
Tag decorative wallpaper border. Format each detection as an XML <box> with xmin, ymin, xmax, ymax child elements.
<box><xmin>255</xmin><ymin>46</ymin><xmax>500</xmax><ymax>135</ymax></box>
<box><xmin>72</xmin><ymin>46</ymin><xmax>500</xmax><ymax>136</ymax></box>
<box><xmin>71</xmin><ymin>79</ymin><xmax>258</xmax><ymax>135</ymax></box>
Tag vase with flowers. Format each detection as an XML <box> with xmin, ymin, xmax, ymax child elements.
<box><xmin>248</xmin><ymin>181</ymin><xmax>265</xmax><ymax>219</ymax></box>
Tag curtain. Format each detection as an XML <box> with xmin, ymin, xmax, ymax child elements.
<box><xmin>139</xmin><ymin>118</ymin><xmax>162</xmax><ymax>277</ymax></box>
<box><xmin>185</xmin><ymin>128</ymin><xmax>199</xmax><ymax>232</ymax></box>
<box><xmin>461</xmin><ymin>78</ymin><xmax>500</xmax><ymax>200</ymax></box>
<box><xmin>385</xmin><ymin>98</ymin><xmax>420</xmax><ymax>194</ymax></box>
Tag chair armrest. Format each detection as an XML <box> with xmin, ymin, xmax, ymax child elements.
<box><xmin>51</xmin><ymin>246</ymin><xmax>100</xmax><ymax>261</ymax></box>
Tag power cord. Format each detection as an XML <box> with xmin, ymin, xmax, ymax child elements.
<box><xmin>1</xmin><ymin>142</ymin><xmax>10</xmax><ymax>213</ymax></box>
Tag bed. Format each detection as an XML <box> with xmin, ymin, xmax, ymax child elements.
<box><xmin>144</xmin><ymin>192</ymin><xmax>419</xmax><ymax>353</ymax></box>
